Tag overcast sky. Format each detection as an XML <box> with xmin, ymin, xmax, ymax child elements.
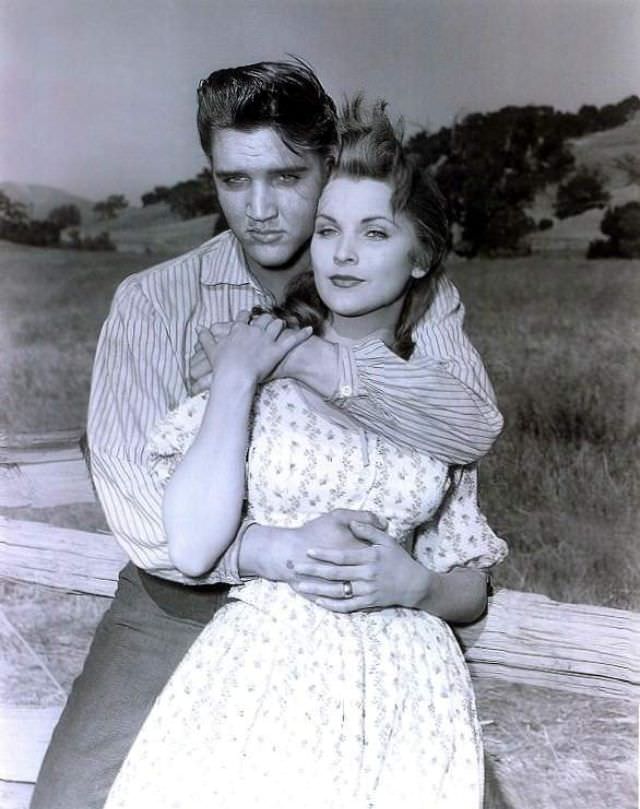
<box><xmin>2</xmin><ymin>0</ymin><xmax>639</xmax><ymax>203</ymax></box>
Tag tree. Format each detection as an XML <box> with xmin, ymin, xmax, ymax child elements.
<box><xmin>588</xmin><ymin>202</ymin><xmax>640</xmax><ymax>258</ymax></box>
<box><xmin>93</xmin><ymin>194</ymin><xmax>129</xmax><ymax>220</ymax></box>
<box><xmin>48</xmin><ymin>203</ymin><xmax>81</xmax><ymax>229</ymax></box>
<box><xmin>554</xmin><ymin>167</ymin><xmax>610</xmax><ymax>219</ymax></box>
<box><xmin>141</xmin><ymin>186</ymin><xmax>171</xmax><ymax>207</ymax></box>
<box><xmin>0</xmin><ymin>190</ymin><xmax>29</xmax><ymax>225</ymax></box>
<box><xmin>166</xmin><ymin>169</ymin><xmax>219</xmax><ymax>220</ymax></box>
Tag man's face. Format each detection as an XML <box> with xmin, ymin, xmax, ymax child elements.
<box><xmin>211</xmin><ymin>127</ymin><xmax>327</xmax><ymax>272</ymax></box>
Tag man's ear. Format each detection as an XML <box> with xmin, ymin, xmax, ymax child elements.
<box><xmin>411</xmin><ymin>266</ymin><xmax>427</xmax><ymax>279</ymax></box>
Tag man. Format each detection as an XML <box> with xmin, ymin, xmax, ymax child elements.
<box><xmin>31</xmin><ymin>60</ymin><xmax>502</xmax><ymax>809</ymax></box>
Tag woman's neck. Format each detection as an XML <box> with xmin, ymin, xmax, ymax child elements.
<box><xmin>326</xmin><ymin>299</ymin><xmax>403</xmax><ymax>346</ymax></box>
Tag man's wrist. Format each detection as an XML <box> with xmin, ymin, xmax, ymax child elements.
<box><xmin>279</xmin><ymin>336</ymin><xmax>339</xmax><ymax>398</ymax></box>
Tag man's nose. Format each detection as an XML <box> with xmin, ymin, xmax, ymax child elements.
<box><xmin>334</xmin><ymin>235</ymin><xmax>358</xmax><ymax>265</ymax></box>
<box><xmin>247</xmin><ymin>184</ymin><xmax>277</xmax><ymax>222</ymax></box>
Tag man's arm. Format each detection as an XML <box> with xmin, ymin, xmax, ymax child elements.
<box><xmin>274</xmin><ymin>274</ymin><xmax>503</xmax><ymax>465</ymax></box>
<box><xmin>88</xmin><ymin>278</ymin><xmax>244</xmax><ymax>585</ymax></box>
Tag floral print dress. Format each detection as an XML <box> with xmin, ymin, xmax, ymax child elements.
<box><xmin>104</xmin><ymin>379</ymin><xmax>507</xmax><ymax>809</ymax></box>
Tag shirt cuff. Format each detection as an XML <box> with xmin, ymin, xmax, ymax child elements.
<box><xmin>211</xmin><ymin>518</ymin><xmax>255</xmax><ymax>585</ymax></box>
<box><xmin>329</xmin><ymin>341</ymin><xmax>375</xmax><ymax>403</ymax></box>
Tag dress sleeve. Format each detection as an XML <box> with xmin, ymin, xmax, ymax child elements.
<box><xmin>412</xmin><ymin>466</ymin><xmax>508</xmax><ymax>573</ymax></box>
<box><xmin>147</xmin><ymin>393</ymin><xmax>208</xmax><ymax>487</ymax></box>
<box><xmin>330</xmin><ymin>274</ymin><xmax>503</xmax><ymax>466</ymax></box>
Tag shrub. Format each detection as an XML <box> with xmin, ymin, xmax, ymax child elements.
<box><xmin>67</xmin><ymin>229</ymin><xmax>116</xmax><ymax>251</ymax></box>
<box><xmin>93</xmin><ymin>194</ymin><xmax>129</xmax><ymax>220</ymax></box>
<box><xmin>48</xmin><ymin>204</ymin><xmax>81</xmax><ymax>229</ymax></box>
<box><xmin>554</xmin><ymin>167</ymin><xmax>610</xmax><ymax>219</ymax></box>
<box><xmin>588</xmin><ymin>202</ymin><xmax>640</xmax><ymax>258</ymax></box>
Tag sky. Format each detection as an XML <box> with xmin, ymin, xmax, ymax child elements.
<box><xmin>1</xmin><ymin>0</ymin><xmax>639</xmax><ymax>203</ymax></box>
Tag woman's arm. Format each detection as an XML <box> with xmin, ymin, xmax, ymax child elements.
<box><xmin>164</xmin><ymin>315</ymin><xmax>312</xmax><ymax>578</ymax></box>
<box><xmin>290</xmin><ymin>521</ymin><xmax>488</xmax><ymax>624</ymax></box>
<box><xmin>164</xmin><ymin>365</ymin><xmax>256</xmax><ymax>577</ymax></box>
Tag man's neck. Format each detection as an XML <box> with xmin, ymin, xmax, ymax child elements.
<box><xmin>243</xmin><ymin>249</ymin><xmax>310</xmax><ymax>304</ymax></box>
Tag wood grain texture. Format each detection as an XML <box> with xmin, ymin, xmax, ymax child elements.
<box><xmin>0</xmin><ymin>517</ymin><xmax>126</xmax><ymax>597</ymax></box>
<box><xmin>0</xmin><ymin>706</ymin><xmax>62</xmax><ymax>782</ymax></box>
<box><xmin>1</xmin><ymin>516</ymin><xmax>638</xmax><ymax>701</ymax></box>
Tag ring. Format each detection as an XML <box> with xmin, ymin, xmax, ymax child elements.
<box><xmin>342</xmin><ymin>580</ymin><xmax>353</xmax><ymax>599</ymax></box>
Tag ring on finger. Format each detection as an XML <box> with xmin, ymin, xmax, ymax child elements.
<box><xmin>342</xmin><ymin>580</ymin><xmax>353</xmax><ymax>599</ymax></box>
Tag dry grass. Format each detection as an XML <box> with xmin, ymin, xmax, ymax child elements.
<box><xmin>449</xmin><ymin>254</ymin><xmax>640</xmax><ymax>609</ymax></box>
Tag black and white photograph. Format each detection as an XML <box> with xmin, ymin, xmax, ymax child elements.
<box><xmin>1</xmin><ymin>1</ymin><xmax>638</xmax><ymax>808</ymax></box>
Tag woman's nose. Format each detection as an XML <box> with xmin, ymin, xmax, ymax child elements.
<box><xmin>333</xmin><ymin>237</ymin><xmax>358</xmax><ymax>265</ymax></box>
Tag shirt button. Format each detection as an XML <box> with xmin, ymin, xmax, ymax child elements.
<box><xmin>339</xmin><ymin>385</ymin><xmax>352</xmax><ymax>398</ymax></box>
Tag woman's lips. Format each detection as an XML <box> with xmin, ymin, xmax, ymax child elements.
<box><xmin>330</xmin><ymin>275</ymin><xmax>364</xmax><ymax>288</ymax></box>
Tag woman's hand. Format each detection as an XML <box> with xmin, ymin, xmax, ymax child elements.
<box><xmin>198</xmin><ymin>311</ymin><xmax>312</xmax><ymax>386</ymax></box>
<box><xmin>290</xmin><ymin>519</ymin><xmax>433</xmax><ymax>614</ymax></box>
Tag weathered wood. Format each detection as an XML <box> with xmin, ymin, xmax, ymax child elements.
<box><xmin>0</xmin><ymin>705</ymin><xmax>62</xmax><ymax>783</ymax></box>
<box><xmin>0</xmin><ymin>431</ymin><xmax>94</xmax><ymax>508</ymax></box>
<box><xmin>1</xmin><ymin>515</ymin><xmax>639</xmax><ymax>702</ymax></box>
<box><xmin>0</xmin><ymin>458</ymin><xmax>96</xmax><ymax>508</ymax></box>
<box><xmin>0</xmin><ymin>429</ymin><xmax>85</xmax><ymax>463</ymax></box>
<box><xmin>456</xmin><ymin>591</ymin><xmax>640</xmax><ymax>701</ymax></box>
<box><xmin>0</xmin><ymin>780</ymin><xmax>34</xmax><ymax>809</ymax></box>
<box><xmin>0</xmin><ymin>517</ymin><xmax>126</xmax><ymax>597</ymax></box>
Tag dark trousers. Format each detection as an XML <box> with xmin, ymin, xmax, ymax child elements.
<box><xmin>30</xmin><ymin>563</ymin><xmax>231</xmax><ymax>809</ymax></box>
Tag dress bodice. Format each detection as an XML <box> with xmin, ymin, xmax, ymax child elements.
<box><xmin>247</xmin><ymin>380</ymin><xmax>450</xmax><ymax>547</ymax></box>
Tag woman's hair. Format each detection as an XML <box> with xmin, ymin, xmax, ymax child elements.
<box><xmin>197</xmin><ymin>59</ymin><xmax>337</xmax><ymax>163</ymax></box>
<box><xmin>267</xmin><ymin>97</ymin><xmax>450</xmax><ymax>359</ymax></box>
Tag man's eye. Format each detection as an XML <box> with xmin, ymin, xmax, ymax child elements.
<box><xmin>222</xmin><ymin>176</ymin><xmax>247</xmax><ymax>187</ymax></box>
<box><xmin>277</xmin><ymin>174</ymin><xmax>300</xmax><ymax>185</ymax></box>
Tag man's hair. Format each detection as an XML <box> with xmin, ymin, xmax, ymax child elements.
<box><xmin>265</xmin><ymin>97</ymin><xmax>450</xmax><ymax>359</ymax></box>
<box><xmin>197</xmin><ymin>60</ymin><xmax>337</xmax><ymax>161</ymax></box>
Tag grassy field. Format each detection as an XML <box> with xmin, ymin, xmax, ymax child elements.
<box><xmin>1</xmin><ymin>240</ymin><xmax>639</xmax><ymax>609</ymax></box>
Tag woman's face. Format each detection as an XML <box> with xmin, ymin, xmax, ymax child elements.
<box><xmin>311</xmin><ymin>176</ymin><xmax>424</xmax><ymax>332</ymax></box>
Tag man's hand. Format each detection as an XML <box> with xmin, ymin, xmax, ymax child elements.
<box><xmin>239</xmin><ymin>510</ymin><xmax>383</xmax><ymax>583</ymax></box>
<box><xmin>290</xmin><ymin>520</ymin><xmax>433</xmax><ymax>613</ymax></box>
<box><xmin>190</xmin><ymin>322</ymin><xmax>233</xmax><ymax>395</ymax></box>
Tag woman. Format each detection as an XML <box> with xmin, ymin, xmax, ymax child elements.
<box><xmin>104</xmin><ymin>100</ymin><xmax>506</xmax><ymax>809</ymax></box>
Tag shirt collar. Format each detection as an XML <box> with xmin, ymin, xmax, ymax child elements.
<box><xmin>200</xmin><ymin>230</ymin><xmax>255</xmax><ymax>288</ymax></box>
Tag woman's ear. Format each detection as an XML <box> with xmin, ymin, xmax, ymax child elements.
<box><xmin>411</xmin><ymin>266</ymin><xmax>427</xmax><ymax>279</ymax></box>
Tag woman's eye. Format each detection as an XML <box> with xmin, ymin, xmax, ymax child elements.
<box><xmin>366</xmin><ymin>229</ymin><xmax>388</xmax><ymax>239</ymax></box>
<box><xmin>315</xmin><ymin>226</ymin><xmax>337</xmax><ymax>237</ymax></box>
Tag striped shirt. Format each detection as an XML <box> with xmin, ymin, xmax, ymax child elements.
<box><xmin>87</xmin><ymin>231</ymin><xmax>502</xmax><ymax>584</ymax></box>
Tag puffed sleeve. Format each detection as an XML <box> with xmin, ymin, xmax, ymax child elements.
<box><xmin>147</xmin><ymin>393</ymin><xmax>208</xmax><ymax>487</ymax></box>
<box><xmin>413</xmin><ymin>466</ymin><xmax>508</xmax><ymax>573</ymax></box>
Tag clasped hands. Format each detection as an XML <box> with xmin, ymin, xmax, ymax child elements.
<box><xmin>193</xmin><ymin>310</ymin><xmax>305</xmax><ymax>392</ymax></box>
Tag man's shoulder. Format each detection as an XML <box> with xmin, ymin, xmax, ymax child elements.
<box><xmin>113</xmin><ymin>230</ymin><xmax>240</xmax><ymax>302</ymax></box>
<box><xmin>413</xmin><ymin>270</ymin><xmax>463</xmax><ymax>332</ymax></box>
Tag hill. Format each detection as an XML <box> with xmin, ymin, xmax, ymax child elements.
<box><xmin>0</xmin><ymin>182</ymin><xmax>97</xmax><ymax>223</ymax></box>
<box><xmin>72</xmin><ymin>202</ymin><xmax>216</xmax><ymax>254</ymax></box>
<box><xmin>528</xmin><ymin>113</ymin><xmax>640</xmax><ymax>252</ymax></box>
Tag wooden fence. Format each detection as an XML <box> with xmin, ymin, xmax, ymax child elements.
<box><xmin>1</xmin><ymin>430</ymin><xmax>639</xmax><ymax>807</ymax></box>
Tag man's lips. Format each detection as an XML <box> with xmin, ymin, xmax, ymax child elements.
<box><xmin>248</xmin><ymin>229</ymin><xmax>285</xmax><ymax>243</ymax></box>
<box><xmin>329</xmin><ymin>274</ymin><xmax>365</xmax><ymax>288</ymax></box>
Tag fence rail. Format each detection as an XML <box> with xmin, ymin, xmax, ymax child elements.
<box><xmin>1</xmin><ymin>430</ymin><xmax>638</xmax><ymax>803</ymax></box>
